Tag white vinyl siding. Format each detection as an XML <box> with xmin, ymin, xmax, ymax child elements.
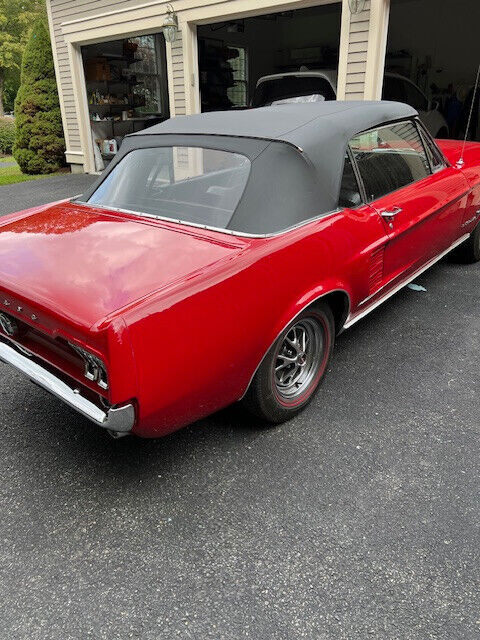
<box><xmin>345</xmin><ymin>0</ymin><xmax>370</xmax><ymax>99</ymax></box>
<box><xmin>170</xmin><ymin>31</ymin><xmax>186</xmax><ymax>116</ymax></box>
<box><xmin>345</xmin><ymin>0</ymin><xmax>370</xmax><ymax>100</ymax></box>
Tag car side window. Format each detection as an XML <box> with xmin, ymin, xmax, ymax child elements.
<box><xmin>419</xmin><ymin>127</ymin><xmax>446</xmax><ymax>173</ymax></box>
<box><xmin>338</xmin><ymin>153</ymin><xmax>362</xmax><ymax>209</ymax></box>
<box><xmin>349</xmin><ymin>121</ymin><xmax>431</xmax><ymax>202</ymax></box>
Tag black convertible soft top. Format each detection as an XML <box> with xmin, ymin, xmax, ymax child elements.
<box><xmin>134</xmin><ymin>100</ymin><xmax>415</xmax><ymax>144</ymax></box>
<box><xmin>81</xmin><ymin>101</ymin><xmax>418</xmax><ymax>235</ymax></box>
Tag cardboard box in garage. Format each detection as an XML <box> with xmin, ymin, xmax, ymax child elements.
<box><xmin>85</xmin><ymin>58</ymin><xmax>111</xmax><ymax>82</ymax></box>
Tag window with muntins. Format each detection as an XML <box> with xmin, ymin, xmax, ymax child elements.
<box><xmin>227</xmin><ymin>46</ymin><xmax>248</xmax><ymax>107</ymax></box>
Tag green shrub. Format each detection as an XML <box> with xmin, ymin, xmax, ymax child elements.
<box><xmin>0</xmin><ymin>118</ymin><xmax>15</xmax><ymax>155</ymax></box>
<box><xmin>13</xmin><ymin>19</ymin><xmax>65</xmax><ymax>174</ymax></box>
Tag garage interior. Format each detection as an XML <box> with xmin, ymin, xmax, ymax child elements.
<box><xmin>78</xmin><ymin>0</ymin><xmax>479</xmax><ymax>169</ymax></box>
<box><xmin>197</xmin><ymin>3</ymin><xmax>341</xmax><ymax>112</ymax></box>
<box><xmin>197</xmin><ymin>0</ymin><xmax>479</xmax><ymax>141</ymax></box>
<box><xmin>387</xmin><ymin>0</ymin><xmax>478</xmax><ymax>140</ymax></box>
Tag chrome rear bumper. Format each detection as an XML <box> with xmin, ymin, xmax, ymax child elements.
<box><xmin>0</xmin><ymin>340</ymin><xmax>134</xmax><ymax>433</ymax></box>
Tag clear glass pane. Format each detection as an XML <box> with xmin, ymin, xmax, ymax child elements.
<box><xmin>129</xmin><ymin>36</ymin><xmax>158</xmax><ymax>75</ymax></box>
<box><xmin>133</xmin><ymin>75</ymin><xmax>161</xmax><ymax>114</ymax></box>
<box><xmin>87</xmin><ymin>147</ymin><xmax>251</xmax><ymax>229</ymax></box>
<box><xmin>420</xmin><ymin>130</ymin><xmax>445</xmax><ymax>172</ymax></box>
<box><xmin>339</xmin><ymin>154</ymin><xmax>362</xmax><ymax>208</ymax></box>
<box><xmin>122</xmin><ymin>35</ymin><xmax>163</xmax><ymax>114</ymax></box>
<box><xmin>350</xmin><ymin>121</ymin><xmax>431</xmax><ymax>201</ymax></box>
<box><xmin>226</xmin><ymin>47</ymin><xmax>248</xmax><ymax>107</ymax></box>
<box><xmin>227</xmin><ymin>81</ymin><xmax>248</xmax><ymax>108</ymax></box>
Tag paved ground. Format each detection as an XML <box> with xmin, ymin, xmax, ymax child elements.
<box><xmin>0</xmin><ymin>178</ymin><xmax>478</xmax><ymax>639</ymax></box>
<box><xmin>0</xmin><ymin>172</ymin><xmax>96</xmax><ymax>215</ymax></box>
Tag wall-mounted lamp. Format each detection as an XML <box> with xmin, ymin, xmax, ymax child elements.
<box><xmin>162</xmin><ymin>4</ymin><xmax>178</xmax><ymax>43</ymax></box>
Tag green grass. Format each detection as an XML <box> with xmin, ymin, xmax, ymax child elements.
<box><xmin>0</xmin><ymin>155</ymin><xmax>62</xmax><ymax>186</ymax></box>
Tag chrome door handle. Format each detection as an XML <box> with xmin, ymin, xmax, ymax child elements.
<box><xmin>381</xmin><ymin>207</ymin><xmax>402</xmax><ymax>218</ymax></box>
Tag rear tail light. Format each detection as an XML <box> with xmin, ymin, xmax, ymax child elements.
<box><xmin>68</xmin><ymin>342</ymin><xmax>108</xmax><ymax>390</ymax></box>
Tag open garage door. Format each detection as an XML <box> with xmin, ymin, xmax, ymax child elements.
<box><xmin>386</xmin><ymin>0</ymin><xmax>479</xmax><ymax>140</ymax></box>
<box><xmin>197</xmin><ymin>3</ymin><xmax>341</xmax><ymax>112</ymax></box>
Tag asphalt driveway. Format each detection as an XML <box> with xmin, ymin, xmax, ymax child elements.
<box><xmin>0</xmin><ymin>177</ymin><xmax>479</xmax><ymax>639</ymax></box>
<box><xmin>0</xmin><ymin>172</ymin><xmax>96</xmax><ymax>216</ymax></box>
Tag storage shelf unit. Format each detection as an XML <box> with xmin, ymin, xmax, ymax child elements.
<box><xmin>82</xmin><ymin>33</ymin><xmax>169</xmax><ymax>163</ymax></box>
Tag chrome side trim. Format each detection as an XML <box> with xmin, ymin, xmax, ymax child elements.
<box><xmin>344</xmin><ymin>234</ymin><xmax>470</xmax><ymax>329</ymax></box>
<box><xmin>238</xmin><ymin>289</ymin><xmax>351</xmax><ymax>400</ymax></box>
<box><xmin>74</xmin><ymin>200</ymin><xmax>341</xmax><ymax>240</ymax></box>
<box><xmin>0</xmin><ymin>340</ymin><xmax>134</xmax><ymax>433</ymax></box>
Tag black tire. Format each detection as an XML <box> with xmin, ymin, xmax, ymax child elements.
<box><xmin>452</xmin><ymin>224</ymin><xmax>480</xmax><ymax>264</ymax></box>
<box><xmin>243</xmin><ymin>302</ymin><xmax>335</xmax><ymax>424</ymax></box>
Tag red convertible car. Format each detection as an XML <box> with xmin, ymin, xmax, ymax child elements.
<box><xmin>0</xmin><ymin>102</ymin><xmax>479</xmax><ymax>438</ymax></box>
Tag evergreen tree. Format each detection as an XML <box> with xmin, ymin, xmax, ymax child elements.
<box><xmin>13</xmin><ymin>18</ymin><xmax>65</xmax><ymax>174</ymax></box>
<box><xmin>0</xmin><ymin>0</ymin><xmax>44</xmax><ymax>116</ymax></box>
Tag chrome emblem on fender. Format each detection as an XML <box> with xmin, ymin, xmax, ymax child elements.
<box><xmin>1</xmin><ymin>299</ymin><xmax>38</xmax><ymax>323</ymax></box>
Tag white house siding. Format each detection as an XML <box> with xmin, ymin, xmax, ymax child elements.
<box><xmin>171</xmin><ymin>29</ymin><xmax>186</xmax><ymax>116</ymax></box>
<box><xmin>345</xmin><ymin>0</ymin><xmax>370</xmax><ymax>99</ymax></box>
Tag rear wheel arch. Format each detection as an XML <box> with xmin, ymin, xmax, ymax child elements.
<box><xmin>240</xmin><ymin>288</ymin><xmax>351</xmax><ymax>399</ymax></box>
<box><xmin>241</xmin><ymin>301</ymin><xmax>335</xmax><ymax>423</ymax></box>
<box><xmin>319</xmin><ymin>290</ymin><xmax>350</xmax><ymax>334</ymax></box>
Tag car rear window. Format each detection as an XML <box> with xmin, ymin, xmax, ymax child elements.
<box><xmin>86</xmin><ymin>146</ymin><xmax>251</xmax><ymax>229</ymax></box>
<box><xmin>252</xmin><ymin>76</ymin><xmax>336</xmax><ymax>107</ymax></box>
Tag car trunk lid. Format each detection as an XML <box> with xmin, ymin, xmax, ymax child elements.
<box><xmin>0</xmin><ymin>201</ymin><xmax>248</xmax><ymax>331</ymax></box>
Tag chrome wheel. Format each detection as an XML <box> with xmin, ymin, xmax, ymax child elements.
<box><xmin>274</xmin><ymin>318</ymin><xmax>324</xmax><ymax>400</ymax></box>
<box><xmin>243</xmin><ymin>302</ymin><xmax>334</xmax><ymax>424</ymax></box>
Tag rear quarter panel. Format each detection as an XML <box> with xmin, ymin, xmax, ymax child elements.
<box><xmin>123</xmin><ymin>204</ymin><xmax>387</xmax><ymax>437</ymax></box>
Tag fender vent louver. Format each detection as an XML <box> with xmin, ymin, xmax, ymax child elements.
<box><xmin>369</xmin><ymin>246</ymin><xmax>385</xmax><ymax>295</ymax></box>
